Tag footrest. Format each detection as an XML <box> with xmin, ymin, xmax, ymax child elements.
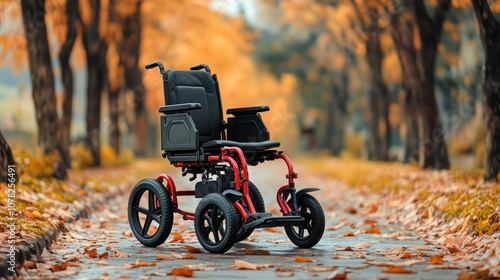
<box><xmin>243</xmin><ymin>214</ymin><xmax>304</xmax><ymax>231</ymax></box>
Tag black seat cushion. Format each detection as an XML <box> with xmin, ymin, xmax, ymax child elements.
<box><xmin>202</xmin><ymin>140</ymin><xmax>280</xmax><ymax>151</ymax></box>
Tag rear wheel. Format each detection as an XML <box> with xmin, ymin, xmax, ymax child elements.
<box><xmin>235</xmin><ymin>181</ymin><xmax>265</xmax><ymax>242</ymax></box>
<box><xmin>128</xmin><ymin>178</ymin><xmax>173</xmax><ymax>247</ymax></box>
<box><xmin>194</xmin><ymin>193</ymin><xmax>239</xmax><ymax>253</ymax></box>
<box><xmin>285</xmin><ymin>194</ymin><xmax>324</xmax><ymax>248</ymax></box>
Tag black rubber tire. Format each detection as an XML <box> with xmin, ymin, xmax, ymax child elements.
<box><xmin>235</xmin><ymin>181</ymin><xmax>265</xmax><ymax>242</ymax></box>
<box><xmin>285</xmin><ymin>194</ymin><xmax>325</xmax><ymax>248</ymax></box>
<box><xmin>128</xmin><ymin>178</ymin><xmax>173</xmax><ymax>247</ymax></box>
<box><xmin>194</xmin><ymin>193</ymin><xmax>239</xmax><ymax>254</ymax></box>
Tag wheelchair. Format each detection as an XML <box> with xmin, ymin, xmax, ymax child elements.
<box><xmin>127</xmin><ymin>61</ymin><xmax>325</xmax><ymax>254</ymax></box>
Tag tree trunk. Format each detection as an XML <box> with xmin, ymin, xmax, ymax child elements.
<box><xmin>389</xmin><ymin>0</ymin><xmax>450</xmax><ymax>169</ymax></box>
<box><xmin>350</xmin><ymin>2</ymin><xmax>391</xmax><ymax>161</ymax></box>
<box><xmin>21</xmin><ymin>0</ymin><xmax>67</xmax><ymax>179</ymax></box>
<box><xmin>82</xmin><ymin>0</ymin><xmax>106</xmax><ymax>166</ymax></box>
<box><xmin>326</xmin><ymin>71</ymin><xmax>348</xmax><ymax>156</ymax></box>
<box><xmin>58</xmin><ymin>0</ymin><xmax>80</xmax><ymax>167</ymax></box>
<box><xmin>107</xmin><ymin>0</ymin><xmax>121</xmax><ymax>154</ymax></box>
<box><xmin>121</xmin><ymin>1</ymin><xmax>147</xmax><ymax>157</ymax></box>
<box><xmin>0</xmin><ymin>130</ymin><xmax>16</xmax><ymax>183</ymax></box>
<box><xmin>471</xmin><ymin>0</ymin><xmax>500</xmax><ymax>181</ymax></box>
<box><xmin>413</xmin><ymin>0</ymin><xmax>450</xmax><ymax>169</ymax></box>
<box><xmin>365</xmin><ymin>9</ymin><xmax>390</xmax><ymax>161</ymax></box>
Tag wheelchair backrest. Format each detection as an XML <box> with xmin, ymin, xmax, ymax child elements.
<box><xmin>163</xmin><ymin>70</ymin><xmax>223</xmax><ymax>144</ymax></box>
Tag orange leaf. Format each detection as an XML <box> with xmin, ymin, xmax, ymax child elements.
<box><xmin>245</xmin><ymin>248</ymin><xmax>270</xmax><ymax>255</ymax></box>
<box><xmin>295</xmin><ymin>255</ymin><xmax>315</xmax><ymax>263</ymax></box>
<box><xmin>134</xmin><ymin>259</ymin><xmax>156</xmax><ymax>267</ymax></box>
<box><xmin>364</xmin><ymin>227</ymin><xmax>381</xmax><ymax>234</ymax></box>
<box><xmin>364</xmin><ymin>219</ymin><xmax>377</xmax><ymax>225</ymax></box>
<box><xmin>235</xmin><ymin>259</ymin><xmax>259</xmax><ymax>270</ymax></box>
<box><xmin>184</xmin><ymin>245</ymin><xmax>202</xmax><ymax>253</ymax></box>
<box><xmin>169</xmin><ymin>232</ymin><xmax>185</xmax><ymax>243</ymax></box>
<box><xmin>429</xmin><ymin>254</ymin><xmax>444</xmax><ymax>264</ymax></box>
<box><xmin>23</xmin><ymin>260</ymin><xmax>36</xmax><ymax>269</ymax></box>
<box><xmin>326</xmin><ymin>271</ymin><xmax>348</xmax><ymax>279</ymax></box>
<box><xmin>456</xmin><ymin>270</ymin><xmax>476</xmax><ymax>280</ymax></box>
<box><xmin>343</xmin><ymin>231</ymin><xmax>355</xmax><ymax>237</ymax></box>
<box><xmin>87</xmin><ymin>248</ymin><xmax>98</xmax><ymax>258</ymax></box>
<box><xmin>344</xmin><ymin>206</ymin><xmax>357</xmax><ymax>214</ymax></box>
<box><xmin>99</xmin><ymin>252</ymin><xmax>109</xmax><ymax>259</ymax></box>
<box><xmin>50</xmin><ymin>262</ymin><xmax>69</xmax><ymax>272</ymax></box>
<box><xmin>156</xmin><ymin>254</ymin><xmax>173</xmax><ymax>261</ymax></box>
<box><xmin>169</xmin><ymin>266</ymin><xmax>194</xmax><ymax>277</ymax></box>
<box><xmin>382</xmin><ymin>266</ymin><xmax>414</xmax><ymax>274</ymax></box>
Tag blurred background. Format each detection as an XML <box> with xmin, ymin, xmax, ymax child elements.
<box><xmin>0</xmin><ymin>0</ymin><xmax>499</xmax><ymax>177</ymax></box>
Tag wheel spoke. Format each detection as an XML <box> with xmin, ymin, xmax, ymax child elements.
<box><xmin>298</xmin><ymin>226</ymin><xmax>305</xmax><ymax>237</ymax></box>
<box><xmin>133</xmin><ymin>205</ymin><xmax>149</xmax><ymax>215</ymax></box>
<box><xmin>142</xmin><ymin>215</ymin><xmax>153</xmax><ymax>236</ymax></box>
<box><xmin>153</xmin><ymin>207</ymin><xmax>162</xmax><ymax>215</ymax></box>
<box><xmin>151</xmin><ymin>213</ymin><xmax>161</xmax><ymax>223</ymax></box>
<box><xmin>148</xmin><ymin>190</ymin><xmax>156</xmax><ymax>210</ymax></box>
<box><xmin>212</xmin><ymin>226</ymin><xmax>220</xmax><ymax>243</ymax></box>
<box><xmin>202</xmin><ymin>225</ymin><xmax>211</xmax><ymax>238</ymax></box>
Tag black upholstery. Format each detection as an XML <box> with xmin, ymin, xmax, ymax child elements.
<box><xmin>162</xmin><ymin>69</ymin><xmax>280</xmax><ymax>159</ymax></box>
<box><xmin>165</xmin><ymin>70</ymin><xmax>222</xmax><ymax>145</ymax></box>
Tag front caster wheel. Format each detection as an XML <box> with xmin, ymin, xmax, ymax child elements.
<box><xmin>128</xmin><ymin>178</ymin><xmax>173</xmax><ymax>247</ymax></box>
<box><xmin>194</xmin><ymin>193</ymin><xmax>239</xmax><ymax>254</ymax></box>
<box><xmin>285</xmin><ymin>194</ymin><xmax>325</xmax><ymax>248</ymax></box>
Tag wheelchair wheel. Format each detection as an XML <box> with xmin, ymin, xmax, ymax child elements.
<box><xmin>285</xmin><ymin>194</ymin><xmax>325</xmax><ymax>248</ymax></box>
<box><xmin>128</xmin><ymin>178</ymin><xmax>173</xmax><ymax>247</ymax></box>
<box><xmin>235</xmin><ymin>181</ymin><xmax>265</xmax><ymax>242</ymax></box>
<box><xmin>194</xmin><ymin>193</ymin><xmax>239</xmax><ymax>253</ymax></box>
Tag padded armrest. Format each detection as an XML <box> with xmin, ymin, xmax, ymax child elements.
<box><xmin>226</xmin><ymin>105</ymin><xmax>269</xmax><ymax>116</ymax></box>
<box><xmin>159</xmin><ymin>103</ymin><xmax>202</xmax><ymax>114</ymax></box>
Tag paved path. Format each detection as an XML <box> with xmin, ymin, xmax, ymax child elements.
<box><xmin>22</xmin><ymin>161</ymin><xmax>463</xmax><ymax>279</ymax></box>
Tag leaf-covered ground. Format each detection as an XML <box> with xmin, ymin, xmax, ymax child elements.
<box><xmin>1</xmin><ymin>152</ymin><xmax>499</xmax><ymax>278</ymax></box>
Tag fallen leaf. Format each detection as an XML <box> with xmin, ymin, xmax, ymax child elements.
<box><xmin>364</xmin><ymin>219</ymin><xmax>377</xmax><ymax>225</ymax></box>
<box><xmin>336</xmin><ymin>246</ymin><xmax>353</xmax><ymax>251</ymax></box>
<box><xmin>456</xmin><ymin>270</ymin><xmax>476</xmax><ymax>280</ymax></box>
<box><xmin>364</xmin><ymin>227</ymin><xmax>381</xmax><ymax>234</ymax></box>
<box><xmin>169</xmin><ymin>232</ymin><xmax>185</xmax><ymax>243</ymax></box>
<box><xmin>86</xmin><ymin>248</ymin><xmax>98</xmax><ymax>258</ymax></box>
<box><xmin>307</xmin><ymin>266</ymin><xmax>337</xmax><ymax>272</ymax></box>
<box><xmin>353</xmin><ymin>242</ymin><xmax>371</xmax><ymax>249</ymax></box>
<box><xmin>235</xmin><ymin>259</ymin><xmax>258</xmax><ymax>270</ymax></box>
<box><xmin>117</xmin><ymin>275</ymin><xmax>129</xmax><ymax>278</ymax></box>
<box><xmin>135</xmin><ymin>259</ymin><xmax>156</xmax><ymax>267</ymax></box>
<box><xmin>122</xmin><ymin>230</ymin><xmax>133</xmax><ymax>237</ymax></box>
<box><xmin>344</xmin><ymin>206</ymin><xmax>357</xmax><ymax>214</ymax></box>
<box><xmin>99</xmin><ymin>252</ymin><xmax>109</xmax><ymax>259</ymax></box>
<box><xmin>234</xmin><ymin>259</ymin><xmax>273</xmax><ymax>270</ymax></box>
<box><xmin>295</xmin><ymin>255</ymin><xmax>315</xmax><ymax>263</ymax></box>
<box><xmin>245</xmin><ymin>248</ymin><xmax>270</xmax><ymax>255</ymax></box>
<box><xmin>343</xmin><ymin>231</ymin><xmax>355</xmax><ymax>237</ymax></box>
<box><xmin>185</xmin><ymin>245</ymin><xmax>202</xmax><ymax>253</ymax></box>
<box><xmin>23</xmin><ymin>260</ymin><xmax>37</xmax><ymax>269</ymax></box>
<box><xmin>112</xmin><ymin>250</ymin><xmax>128</xmax><ymax>258</ymax></box>
<box><xmin>168</xmin><ymin>266</ymin><xmax>194</xmax><ymax>277</ymax></box>
<box><xmin>50</xmin><ymin>262</ymin><xmax>69</xmax><ymax>272</ymax></box>
<box><xmin>429</xmin><ymin>254</ymin><xmax>444</xmax><ymax>264</ymax></box>
<box><xmin>326</xmin><ymin>270</ymin><xmax>348</xmax><ymax>279</ymax></box>
<box><xmin>382</xmin><ymin>265</ymin><xmax>414</xmax><ymax>274</ymax></box>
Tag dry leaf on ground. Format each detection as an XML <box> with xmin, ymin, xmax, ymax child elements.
<box><xmin>382</xmin><ymin>265</ymin><xmax>414</xmax><ymax>274</ymax></box>
<box><xmin>168</xmin><ymin>266</ymin><xmax>194</xmax><ymax>277</ymax></box>
<box><xmin>295</xmin><ymin>255</ymin><xmax>315</xmax><ymax>263</ymax></box>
